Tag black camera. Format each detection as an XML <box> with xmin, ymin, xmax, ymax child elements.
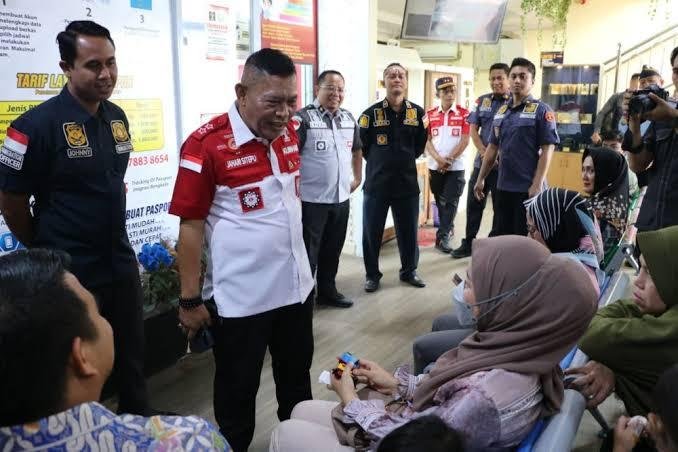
<box><xmin>628</xmin><ymin>84</ymin><xmax>669</xmax><ymax>115</ymax></box>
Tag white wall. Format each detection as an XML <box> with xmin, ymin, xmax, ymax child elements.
<box><xmin>318</xmin><ymin>0</ymin><xmax>376</xmax><ymax>256</ymax></box>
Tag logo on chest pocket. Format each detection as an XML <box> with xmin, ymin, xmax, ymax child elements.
<box><xmin>63</xmin><ymin>123</ymin><xmax>89</xmax><ymax>148</ymax></box>
<box><xmin>239</xmin><ymin>187</ymin><xmax>265</xmax><ymax>212</ymax></box>
<box><xmin>315</xmin><ymin>140</ymin><xmax>327</xmax><ymax>152</ymax></box>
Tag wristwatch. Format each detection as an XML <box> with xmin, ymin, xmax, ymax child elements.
<box><xmin>179</xmin><ymin>295</ymin><xmax>204</xmax><ymax>310</ymax></box>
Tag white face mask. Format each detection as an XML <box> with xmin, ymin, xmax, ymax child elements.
<box><xmin>452</xmin><ymin>269</ymin><xmax>544</xmax><ymax>328</ymax></box>
<box><xmin>453</xmin><ymin>281</ymin><xmax>476</xmax><ymax>327</ymax></box>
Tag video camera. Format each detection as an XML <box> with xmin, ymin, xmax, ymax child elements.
<box><xmin>628</xmin><ymin>84</ymin><xmax>669</xmax><ymax>115</ymax></box>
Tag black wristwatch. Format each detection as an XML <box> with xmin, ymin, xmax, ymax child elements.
<box><xmin>179</xmin><ymin>295</ymin><xmax>204</xmax><ymax>310</ymax></box>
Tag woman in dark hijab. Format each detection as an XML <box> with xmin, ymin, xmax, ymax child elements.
<box><xmin>582</xmin><ymin>147</ymin><xmax>630</xmax><ymax>263</ymax></box>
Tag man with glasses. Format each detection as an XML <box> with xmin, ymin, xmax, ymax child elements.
<box><xmin>424</xmin><ymin>76</ymin><xmax>470</xmax><ymax>253</ymax></box>
<box><xmin>359</xmin><ymin>62</ymin><xmax>428</xmax><ymax>293</ymax></box>
<box><xmin>294</xmin><ymin>70</ymin><xmax>363</xmax><ymax>308</ymax></box>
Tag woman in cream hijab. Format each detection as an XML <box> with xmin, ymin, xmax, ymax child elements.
<box><xmin>270</xmin><ymin>236</ymin><xmax>597</xmax><ymax>451</ymax></box>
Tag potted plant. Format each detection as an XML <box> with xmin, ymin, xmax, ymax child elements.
<box><xmin>138</xmin><ymin>241</ymin><xmax>188</xmax><ymax>376</ymax></box>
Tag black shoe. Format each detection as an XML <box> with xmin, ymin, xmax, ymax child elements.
<box><xmin>365</xmin><ymin>279</ymin><xmax>380</xmax><ymax>292</ymax></box>
<box><xmin>435</xmin><ymin>238</ymin><xmax>452</xmax><ymax>253</ymax></box>
<box><xmin>400</xmin><ymin>274</ymin><xmax>426</xmax><ymax>288</ymax></box>
<box><xmin>452</xmin><ymin>239</ymin><xmax>472</xmax><ymax>259</ymax></box>
<box><xmin>317</xmin><ymin>292</ymin><xmax>354</xmax><ymax>308</ymax></box>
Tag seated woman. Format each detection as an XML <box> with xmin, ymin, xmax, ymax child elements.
<box><xmin>271</xmin><ymin>236</ymin><xmax>597</xmax><ymax>451</ymax></box>
<box><xmin>581</xmin><ymin>147</ymin><xmax>630</xmax><ymax>263</ymax></box>
<box><xmin>412</xmin><ymin>188</ymin><xmax>602</xmax><ymax>374</ymax></box>
<box><xmin>567</xmin><ymin>225</ymin><xmax>678</xmax><ymax>418</ymax></box>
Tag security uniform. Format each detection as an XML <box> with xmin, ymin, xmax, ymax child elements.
<box><xmin>0</xmin><ymin>86</ymin><xmax>148</xmax><ymax>414</ymax></box>
<box><xmin>294</xmin><ymin>99</ymin><xmax>361</xmax><ymax>303</ymax></box>
<box><xmin>489</xmin><ymin>95</ymin><xmax>559</xmax><ymax>235</ymax></box>
<box><xmin>358</xmin><ymin>98</ymin><xmax>427</xmax><ymax>282</ymax></box>
<box><xmin>462</xmin><ymin>92</ymin><xmax>510</xmax><ymax>243</ymax></box>
<box><xmin>169</xmin><ymin>103</ymin><xmax>314</xmax><ymax>452</ymax></box>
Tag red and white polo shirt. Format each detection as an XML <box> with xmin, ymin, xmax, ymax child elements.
<box><xmin>169</xmin><ymin>103</ymin><xmax>313</xmax><ymax>318</ymax></box>
<box><xmin>426</xmin><ymin>104</ymin><xmax>470</xmax><ymax>171</ymax></box>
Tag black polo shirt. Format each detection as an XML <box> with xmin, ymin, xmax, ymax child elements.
<box><xmin>0</xmin><ymin>86</ymin><xmax>137</xmax><ymax>288</ymax></box>
<box><xmin>358</xmin><ymin>98</ymin><xmax>427</xmax><ymax>198</ymax></box>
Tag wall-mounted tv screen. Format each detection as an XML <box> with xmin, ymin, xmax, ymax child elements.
<box><xmin>401</xmin><ymin>0</ymin><xmax>508</xmax><ymax>43</ymax></box>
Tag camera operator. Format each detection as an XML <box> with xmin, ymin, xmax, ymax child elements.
<box><xmin>623</xmin><ymin>47</ymin><xmax>678</xmax><ymax>232</ymax></box>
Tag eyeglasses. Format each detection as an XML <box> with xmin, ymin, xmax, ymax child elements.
<box><xmin>320</xmin><ymin>85</ymin><xmax>345</xmax><ymax>94</ymax></box>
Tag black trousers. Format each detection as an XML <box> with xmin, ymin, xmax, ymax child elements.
<box><xmin>494</xmin><ymin>190</ymin><xmax>529</xmax><ymax>236</ymax></box>
<box><xmin>90</xmin><ymin>274</ymin><xmax>149</xmax><ymax>415</ymax></box>
<box><xmin>464</xmin><ymin>166</ymin><xmax>499</xmax><ymax>240</ymax></box>
<box><xmin>211</xmin><ymin>300</ymin><xmax>314</xmax><ymax>452</ymax></box>
<box><xmin>363</xmin><ymin>192</ymin><xmax>419</xmax><ymax>281</ymax></box>
<box><xmin>428</xmin><ymin>170</ymin><xmax>465</xmax><ymax>241</ymax></box>
<box><xmin>302</xmin><ymin>200</ymin><xmax>350</xmax><ymax>297</ymax></box>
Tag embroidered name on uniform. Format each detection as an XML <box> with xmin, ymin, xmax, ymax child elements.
<box><xmin>110</xmin><ymin>120</ymin><xmax>133</xmax><ymax>154</ymax></box>
<box><xmin>226</xmin><ymin>154</ymin><xmax>258</xmax><ymax>169</ymax></box>
<box><xmin>377</xmin><ymin>134</ymin><xmax>388</xmax><ymax>145</ymax></box>
<box><xmin>239</xmin><ymin>187</ymin><xmax>264</xmax><ymax>212</ymax></box>
<box><xmin>403</xmin><ymin>107</ymin><xmax>419</xmax><ymax>126</ymax></box>
<box><xmin>67</xmin><ymin>148</ymin><xmax>93</xmax><ymax>159</ymax></box>
<box><xmin>0</xmin><ymin>127</ymin><xmax>28</xmax><ymax>170</ymax></box>
<box><xmin>373</xmin><ymin>108</ymin><xmax>389</xmax><ymax>127</ymax></box>
<box><xmin>282</xmin><ymin>144</ymin><xmax>299</xmax><ymax>155</ymax></box>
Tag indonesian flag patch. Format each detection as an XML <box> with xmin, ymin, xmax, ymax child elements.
<box><xmin>179</xmin><ymin>154</ymin><xmax>203</xmax><ymax>173</ymax></box>
<box><xmin>238</xmin><ymin>187</ymin><xmax>264</xmax><ymax>212</ymax></box>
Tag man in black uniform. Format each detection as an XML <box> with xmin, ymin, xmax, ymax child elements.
<box><xmin>359</xmin><ymin>62</ymin><xmax>427</xmax><ymax>293</ymax></box>
<box><xmin>0</xmin><ymin>21</ymin><xmax>149</xmax><ymax>414</ymax></box>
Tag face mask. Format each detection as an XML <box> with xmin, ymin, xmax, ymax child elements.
<box><xmin>452</xmin><ymin>267</ymin><xmax>544</xmax><ymax>329</ymax></box>
<box><xmin>453</xmin><ymin>281</ymin><xmax>476</xmax><ymax>327</ymax></box>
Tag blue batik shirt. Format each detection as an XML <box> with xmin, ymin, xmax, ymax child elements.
<box><xmin>0</xmin><ymin>402</ymin><xmax>230</xmax><ymax>451</ymax></box>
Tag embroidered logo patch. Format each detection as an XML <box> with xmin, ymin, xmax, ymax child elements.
<box><xmin>180</xmin><ymin>154</ymin><xmax>203</xmax><ymax>173</ymax></box>
<box><xmin>291</xmin><ymin>116</ymin><xmax>302</xmax><ymax>131</ymax></box>
<box><xmin>63</xmin><ymin>123</ymin><xmax>89</xmax><ymax>148</ymax></box>
<box><xmin>358</xmin><ymin>114</ymin><xmax>369</xmax><ymax>128</ymax></box>
<box><xmin>0</xmin><ymin>127</ymin><xmax>28</xmax><ymax>170</ymax></box>
<box><xmin>451</xmin><ymin>127</ymin><xmax>461</xmax><ymax>137</ymax></box>
<box><xmin>481</xmin><ymin>98</ymin><xmax>492</xmax><ymax>109</ymax></box>
<box><xmin>373</xmin><ymin>108</ymin><xmax>389</xmax><ymax>127</ymax></box>
<box><xmin>110</xmin><ymin>120</ymin><xmax>133</xmax><ymax>154</ymax></box>
<box><xmin>496</xmin><ymin>105</ymin><xmax>508</xmax><ymax>116</ymax></box>
<box><xmin>523</xmin><ymin>103</ymin><xmax>538</xmax><ymax>114</ymax></box>
<box><xmin>377</xmin><ymin>134</ymin><xmax>388</xmax><ymax>145</ymax></box>
<box><xmin>239</xmin><ymin>187</ymin><xmax>264</xmax><ymax>212</ymax></box>
<box><xmin>432</xmin><ymin>128</ymin><xmax>440</xmax><ymax>137</ymax></box>
<box><xmin>315</xmin><ymin>140</ymin><xmax>327</xmax><ymax>151</ymax></box>
<box><xmin>545</xmin><ymin>111</ymin><xmax>556</xmax><ymax>122</ymax></box>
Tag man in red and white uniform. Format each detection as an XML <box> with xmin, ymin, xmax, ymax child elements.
<box><xmin>424</xmin><ymin>76</ymin><xmax>470</xmax><ymax>253</ymax></box>
<box><xmin>169</xmin><ymin>49</ymin><xmax>313</xmax><ymax>452</ymax></box>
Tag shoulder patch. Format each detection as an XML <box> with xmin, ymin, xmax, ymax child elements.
<box><xmin>545</xmin><ymin>111</ymin><xmax>556</xmax><ymax>122</ymax></box>
<box><xmin>291</xmin><ymin>115</ymin><xmax>302</xmax><ymax>130</ymax></box>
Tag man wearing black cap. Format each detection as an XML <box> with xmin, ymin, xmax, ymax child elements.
<box><xmin>424</xmin><ymin>77</ymin><xmax>470</xmax><ymax>253</ymax></box>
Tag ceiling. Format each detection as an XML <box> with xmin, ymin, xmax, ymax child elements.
<box><xmin>377</xmin><ymin>0</ymin><xmax>549</xmax><ymax>43</ymax></box>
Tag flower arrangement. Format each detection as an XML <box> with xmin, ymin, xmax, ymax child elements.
<box><xmin>138</xmin><ymin>241</ymin><xmax>180</xmax><ymax>314</ymax></box>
